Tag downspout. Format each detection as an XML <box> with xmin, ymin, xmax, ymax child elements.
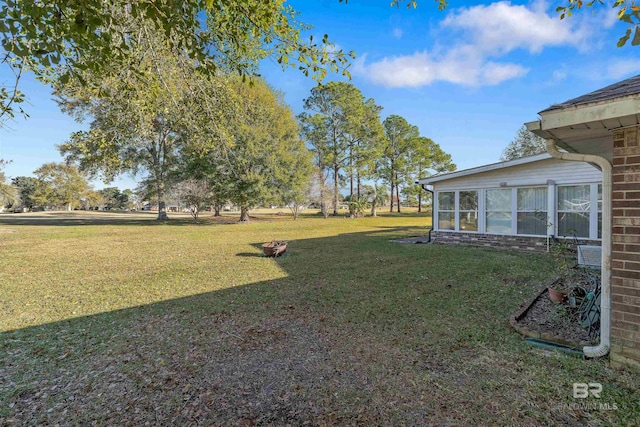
<box><xmin>420</xmin><ymin>183</ymin><xmax>434</xmax><ymax>243</ymax></box>
<box><xmin>545</xmin><ymin>138</ymin><xmax>611</xmax><ymax>358</ymax></box>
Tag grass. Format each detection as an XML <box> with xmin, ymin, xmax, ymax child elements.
<box><xmin>0</xmin><ymin>210</ymin><xmax>638</xmax><ymax>425</ymax></box>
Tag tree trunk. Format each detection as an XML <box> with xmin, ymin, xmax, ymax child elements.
<box><xmin>418</xmin><ymin>190</ymin><xmax>422</xmax><ymax>213</ymax></box>
<box><xmin>333</xmin><ymin>163</ymin><xmax>339</xmax><ymax>216</ymax></box>
<box><xmin>371</xmin><ymin>200</ymin><xmax>377</xmax><ymax>217</ymax></box>
<box><xmin>155</xmin><ymin>175</ymin><xmax>168</xmax><ymax>220</ymax></box>
<box><xmin>156</xmin><ymin>199</ymin><xmax>168</xmax><ymax>220</ymax></box>
<box><xmin>320</xmin><ymin>190</ymin><xmax>327</xmax><ymax>218</ymax></box>
<box><xmin>349</xmin><ymin>143</ymin><xmax>354</xmax><ymax>202</ymax></box>
<box><xmin>214</xmin><ymin>205</ymin><xmax>221</xmax><ymax>216</ymax></box>
<box><xmin>397</xmin><ymin>182</ymin><xmax>401</xmax><ymax>213</ymax></box>
<box><xmin>356</xmin><ymin>172</ymin><xmax>361</xmax><ymax>200</ymax></box>
<box><xmin>239</xmin><ymin>205</ymin><xmax>249</xmax><ymax>222</ymax></box>
<box><xmin>389</xmin><ymin>180</ymin><xmax>394</xmax><ymax>213</ymax></box>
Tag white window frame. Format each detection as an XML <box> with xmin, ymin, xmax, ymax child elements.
<box><xmin>516</xmin><ymin>186</ymin><xmax>548</xmax><ymax>236</ymax></box>
<box><xmin>485</xmin><ymin>188</ymin><xmax>513</xmax><ymax>235</ymax></box>
<box><xmin>458</xmin><ymin>190</ymin><xmax>479</xmax><ymax>232</ymax></box>
<box><xmin>435</xmin><ymin>190</ymin><xmax>479</xmax><ymax>233</ymax></box>
<box><xmin>556</xmin><ymin>183</ymin><xmax>600</xmax><ymax>240</ymax></box>
<box><xmin>436</xmin><ymin>191</ymin><xmax>455</xmax><ymax>231</ymax></box>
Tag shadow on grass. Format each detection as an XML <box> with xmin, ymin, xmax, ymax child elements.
<box><xmin>0</xmin><ymin>210</ymin><xmax>430</xmax><ymax>228</ymax></box>
<box><xmin>0</xmin><ymin>211</ymin><xmax>261</xmax><ymax>227</ymax></box>
<box><xmin>1</xmin><ymin>224</ymin><xmax>635</xmax><ymax>426</ymax></box>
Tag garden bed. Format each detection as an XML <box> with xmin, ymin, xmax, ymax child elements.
<box><xmin>510</xmin><ymin>279</ymin><xmax>597</xmax><ymax>348</ymax></box>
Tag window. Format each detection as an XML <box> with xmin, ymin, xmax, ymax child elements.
<box><xmin>558</xmin><ymin>185</ymin><xmax>590</xmax><ymax>238</ymax></box>
<box><xmin>517</xmin><ymin>187</ymin><xmax>547</xmax><ymax>235</ymax></box>
<box><xmin>438</xmin><ymin>192</ymin><xmax>455</xmax><ymax>230</ymax></box>
<box><xmin>486</xmin><ymin>189</ymin><xmax>512</xmax><ymax>234</ymax></box>
<box><xmin>459</xmin><ymin>191</ymin><xmax>478</xmax><ymax>232</ymax></box>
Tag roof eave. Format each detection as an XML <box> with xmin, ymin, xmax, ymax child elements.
<box><xmin>538</xmin><ymin>97</ymin><xmax>640</xmax><ymax>130</ymax></box>
<box><xmin>417</xmin><ymin>153</ymin><xmax>551</xmax><ymax>185</ymax></box>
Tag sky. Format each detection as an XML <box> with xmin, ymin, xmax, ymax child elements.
<box><xmin>1</xmin><ymin>0</ymin><xmax>640</xmax><ymax>190</ymax></box>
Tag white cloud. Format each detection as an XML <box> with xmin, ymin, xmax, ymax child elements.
<box><xmin>392</xmin><ymin>27</ymin><xmax>403</xmax><ymax>39</ymax></box>
<box><xmin>442</xmin><ymin>1</ymin><xmax>588</xmax><ymax>54</ymax></box>
<box><xmin>356</xmin><ymin>47</ymin><xmax>528</xmax><ymax>88</ymax></box>
<box><xmin>355</xmin><ymin>1</ymin><xmax>591</xmax><ymax>88</ymax></box>
<box><xmin>606</xmin><ymin>59</ymin><xmax>640</xmax><ymax>80</ymax></box>
<box><xmin>481</xmin><ymin>62</ymin><xmax>530</xmax><ymax>85</ymax></box>
<box><xmin>601</xmin><ymin>6</ymin><xmax>620</xmax><ymax>29</ymax></box>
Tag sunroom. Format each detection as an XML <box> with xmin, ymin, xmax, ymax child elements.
<box><xmin>418</xmin><ymin>153</ymin><xmax>602</xmax><ymax>253</ymax></box>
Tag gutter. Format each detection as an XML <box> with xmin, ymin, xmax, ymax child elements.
<box><xmin>545</xmin><ymin>138</ymin><xmax>611</xmax><ymax>359</ymax></box>
<box><xmin>418</xmin><ymin>182</ymin><xmax>434</xmax><ymax>243</ymax></box>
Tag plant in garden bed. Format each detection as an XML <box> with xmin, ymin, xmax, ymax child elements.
<box><xmin>547</xmin><ymin>237</ymin><xmax>582</xmax><ymax>302</ymax></box>
<box><xmin>544</xmin><ymin>235</ymin><xmax>603</xmax><ymax>341</ymax></box>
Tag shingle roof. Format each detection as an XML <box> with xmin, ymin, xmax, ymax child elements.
<box><xmin>540</xmin><ymin>74</ymin><xmax>640</xmax><ymax>113</ymax></box>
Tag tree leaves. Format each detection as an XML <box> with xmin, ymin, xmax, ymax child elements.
<box><xmin>632</xmin><ymin>26</ymin><xmax>640</xmax><ymax>45</ymax></box>
<box><xmin>557</xmin><ymin>0</ymin><xmax>640</xmax><ymax>47</ymax></box>
<box><xmin>500</xmin><ymin>126</ymin><xmax>547</xmax><ymax>161</ymax></box>
<box><xmin>0</xmin><ymin>0</ymin><xmax>355</xmax><ymax>124</ymax></box>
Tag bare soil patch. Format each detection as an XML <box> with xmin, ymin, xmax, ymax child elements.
<box><xmin>514</xmin><ymin>288</ymin><xmax>596</xmax><ymax>346</ymax></box>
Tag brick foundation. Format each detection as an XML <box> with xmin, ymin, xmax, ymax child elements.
<box><xmin>430</xmin><ymin>231</ymin><xmax>600</xmax><ymax>254</ymax></box>
<box><xmin>610</xmin><ymin>128</ymin><xmax>640</xmax><ymax>370</ymax></box>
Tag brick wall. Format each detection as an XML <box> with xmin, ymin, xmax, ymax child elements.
<box><xmin>610</xmin><ymin>128</ymin><xmax>640</xmax><ymax>369</ymax></box>
<box><xmin>431</xmin><ymin>231</ymin><xmax>600</xmax><ymax>254</ymax></box>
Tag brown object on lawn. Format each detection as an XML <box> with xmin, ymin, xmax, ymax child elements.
<box><xmin>262</xmin><ymin>241</ymin><xmax>287</xmax><ymax>257</ymax></box>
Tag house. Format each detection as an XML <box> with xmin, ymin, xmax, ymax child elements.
<box><xmin>525</xmin><ymin>74</ymin><xmax>640</xmax><ymax>369</ymax></box>
<box><xmin>418</xmin><ymin>153</ymin><xmax>603</xmax><ymax>253</ymax></box>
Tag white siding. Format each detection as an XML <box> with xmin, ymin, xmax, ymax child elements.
<box><xmin>431</xmin><ymin>158</ymin><xmax>601</xmax><ymax>192</ymax></box>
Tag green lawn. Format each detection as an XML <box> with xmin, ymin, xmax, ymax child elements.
<box><xmin>0</xmin><ymin>211</ymin><xmax>638</xmax><ymax>425</ymax></box>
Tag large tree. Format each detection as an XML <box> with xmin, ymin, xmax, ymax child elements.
<box><xmin>344</xmin><ymin>98</ymin><xmax>385</xmax><ymax>201</ymax></box>
<box><xmin>32</xmin><ymin>162</ymin><xmax>89</xmax><ymax>210</ymax></box>
<box><xmin>300</xmin><ymin>82</ymin><xmax>382</xmax><ymax>215</ymax></box>
<box><xmin>55</xmin><ymin>27</ymin><xmax>233</xmax><ymax>220</ymax></box>
<box><xmin>381</xmin><ymin>115</ymin><xmax>419</xmax><ymax>213</ymax></box>
<box><xmin>301</xmin><ymin>82</ymin><xmax>350</xmax><ymax>216</ymax></box>
<box><xmin>184</xmin><ymin>77</ymin><xmax>313</xmax><ymax>222</ymax></box>
<box><xmin>500</xmin><ymin>126</ymin><xmax>547</xmax><ymax>161</ymax></box>
<box><xmin>298</xmin><ymin>113</ymin><xmax>332</xmax><ymax>218</ymax></box>
<box><xmin>225</xmin><ymin>78</ymin><xmax>312</xmax><ymax>222</ymax></box>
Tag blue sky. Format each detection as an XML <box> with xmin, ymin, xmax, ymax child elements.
<box><xmin>1</xmin><ymin>0</ymin><xmax>639</xmax><ymax>190</ymax></box>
